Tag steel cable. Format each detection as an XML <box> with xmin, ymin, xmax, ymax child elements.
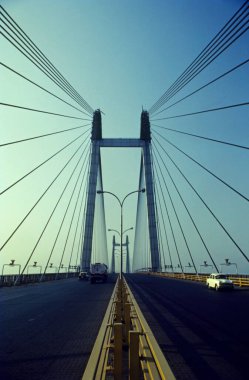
<box><xmin>149</xmin><ymin>1</ymin><xmax>249</xmax><ymax>114</ymax></box>
<box><xmin>153</xmin><ymin>159</ymin><xmax>184</xmax><ymax>271</ymax></box>
<box><xmin>0</xmin><ymin>102</ymin><xmax>91</xmax><ymax>120</ymax></box>
<box><xmin>154</xmin><ymin>186</ymin><xmax>167</xmax><ymax>271</ymax></box>
<box><xmin>1</xmin><ymin>62</ymin><xmax>91</xmax><ymax>117</ymax></box>
<box><xmin>0</xmin><ymin>6</ymin><xmax>94</xmax><ymax>114</ymax></box>
<box><xmin>151</xmin><ymin>102</ymin><xmax>249</xmax><ymax>121</ymax></box>
<box><xmin>152</xmin><ymin>124</ymin><xmax>249</xmax><ymax>150</ymax></box>
<box><xmin>152</xmin><ymin>140</ymin><xmax>219</xmax><ymax>271</ymax></box>
<box><xmin>153</xmin><ymin>58</ymin><xmax>249</xmax><ymax>117</ymax></box>
<box><xmin>67</xmin><ymin>174</ymin><xmax>88</xmax><ymax>271</ymax></box>
<box><xmin>153</xmin><ymin>134</ymin><xmax>249</xmax><ymax>264</ymax></box>
<box><xmin>19</xmin><ymin>143</ymin><xmax>90</xmax><ymax>282</ymax></box>
<box><xmin>0</xmin><ymin>129</ymin><xmax>91</xmax><ymax>195</ymax></box>
<box><xmin>40</xmin><ymin>145</ymin><xmax>90</xmax><ymax>281</ymax></box>
<box><xmin>56</xmin><ymin>150</ymin><xmax>90</xmax><ymax>278</ymax></box>
<box><xmin>0</xmin><ymin>135</ymin><xmax>90</xmax><ymax>252</ymax></box>
<box><xmin>0</xmin><ymin>27</ymin><xmax>93</xmax><ymax>114</ymax></box>
<box><xmin>150</xmin><ymin>19</ymin><xmax>249</xmax><ymax>114</ymax></box>
<box><xmin>152</xmin><ymin>129</ymin><xmax>249</xmax><ymax>203</ymax></box>
<box><xmin>153</xmin><ymin>173</ymin><xmax>174</xmax><ymax>271</ymax></box>
<box><xmin>153</xmin><ymin>153</ymin><xmax>198</xmax><ymax>273</ymax></box>
<box><xmin>0</xmin><ymin>124</ymin><xmax>91</xmax><ymax>148</ymax></box>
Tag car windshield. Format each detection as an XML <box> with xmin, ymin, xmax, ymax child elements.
<box><xmin>216</xmin><ymin>274</ymin><xmax>228</xmax><ymax>279</ymax></box>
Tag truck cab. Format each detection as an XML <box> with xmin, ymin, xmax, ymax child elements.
<box><xmin>90</xmin><ymin>263</ymin><xmax>108</xmax><ymax>284</ymax></box>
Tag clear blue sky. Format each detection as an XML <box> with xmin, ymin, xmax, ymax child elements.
<box><xmin>1</xmin><ymin>0</ymin><xmax>248</xmax><ymax>274</ymax></box>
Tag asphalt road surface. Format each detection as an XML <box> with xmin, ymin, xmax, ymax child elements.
<box><xmin>0</xmin><ymin>276</ymin><xmax>116</xmax><ymax>380</ymax></box>
<box><xmin>126</xmin><ymin>274</ymin><xmax>249</xmax><ymax>380</ymax></box>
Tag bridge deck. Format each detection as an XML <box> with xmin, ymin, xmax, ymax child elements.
<box><xmin>126</xmin><ymin>274</ymin><xmax>249</xmax><ymax>380</ymax></box>
<box><xmin>0</xmin><ymin>276</ymin><xmax>116</xmax><ymax>380</ymax></box>
<box><xmin>2</xmin><ymin>275</ymin><xmax>249</xmax><ymax>380</ymax></box>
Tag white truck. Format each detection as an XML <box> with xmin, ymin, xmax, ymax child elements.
<box><xmin>206</xmin><ymin>273</ymin><xmax>234</xmax><ymax>291</ymax></box>
<box><xmin>90</xmin><ymin>263</ymin><xmax>108</xmax><ymax>284</ymax></box>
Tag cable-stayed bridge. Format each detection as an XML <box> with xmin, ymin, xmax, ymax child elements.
<box><xmin>1</xmin><ymin>2</ymin><xmax>249</xmax><ymax>379</ymax></box>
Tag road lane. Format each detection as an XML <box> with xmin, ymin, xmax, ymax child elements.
<box><xmin>0</xmin><ymin>276</ymin><xmax>116</xmax><ymax>380</ymax></box>
<box><xmin>126</xmin><ymin>274</ymin><xmax>249</xmax><ymax>380</ymax></box>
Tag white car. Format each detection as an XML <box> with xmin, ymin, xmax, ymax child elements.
<box><xmin>206</xmin><ymin>273</ymin><xmax>234</xmax><ymax>291</ymax></box>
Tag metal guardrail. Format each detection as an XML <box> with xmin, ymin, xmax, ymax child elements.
<box><xmin>145</xmin><ymin>272</ymin><xmax>249</xmax><ymax>287</ymax></box>
<box><xmin>0</xmin><ymin>272</ymin><xmax>79</xmax><ymax>287</ymax></box>
<box><xmin>125</xmin><ymin>278</ymin><xmax>175</xmax><ymax>380</ymax></box>
<box><xmin>82</xmin><ymin>275</ymin><xmax>176</xmax><ymax>380</ymax></box>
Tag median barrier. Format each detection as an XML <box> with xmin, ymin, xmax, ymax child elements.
<box><xmin>82</xmin><ymin>275</ymin><xmax>176</xmax><ymax>379</ymax></box>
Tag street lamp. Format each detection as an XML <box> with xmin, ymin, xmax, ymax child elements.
<box><xmin>49</xmin><ymin>263</ymin><xmax>58</xmax><ymax>274</ymax></box>
<box><xmin>97</xmin><ymin>188</ymin><xmax>145</xmax><ymax>277</ymax></box>
<box><xmin>108</xmin><ymin>226</ymin><xmax>133</xmax><ymax>273</ymax></box>
<box><xmin>184</xmin><ymin>263</ymin><xmax>193</xmax><ymax>273</ymax></box>
<box><xmin>220</xmin><ymin>258</ymin><xmax>238</xmax><ymax>275</ymax></box>
<box><xmin>27</xmin><ymin>261</ymin><xmax>42</xmax><ymax>274</ymax></box>
<box><xmin>108</xmin><ymin>227</ymin><xmax>133</xmax><ymax>237</ymax></box>
<box><xmin>174</xmin><ymin>264</ymin><xmax>182</xmax><ymax>272</ymax></box>
<box><xmin>199</xmin><ymin>261</ymin><xmax>213</xmax><ymax>274</ymax></box>
<box><xmin>1</xmin><ymin>259</ymin><xmax>21</xmax><ymax>277</ymax></box>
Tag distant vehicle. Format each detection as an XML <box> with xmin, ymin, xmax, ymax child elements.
<box><xmin>206</xmin><ymin>273</ymin><xmax>234</xmax><ymax>291</ymax></box>
<box><xmin>78</xmin><ymin>271</ymin><xmax>88</xmax><ymax>281</ymax></box>
<box><xmin>90</xmin><ymin>263</ymin><xmax>108</xmax><ymax>284</ymax></box>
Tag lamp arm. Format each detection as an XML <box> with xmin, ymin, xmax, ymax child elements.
<box><xmin>121</xmin><ymin>189</ymin><xmax>142</xmax><ymax>207</ymax></box>
<box><xmin>99</xmin><ymin>191</ymin><xmax>122</xmax><ymax>207</ymax></box>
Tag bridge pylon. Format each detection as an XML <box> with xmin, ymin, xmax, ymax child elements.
<box><xmin>139</xmin><ymin>111</ymin><xmax>160</xmax><ymax>272</ymax></box>
<box><xmin>81</xmin><ymin>109</ymin><xmax>160</xmax><ymax>273</ymax></box>
<box><xmin>81</xmin><ymin>110</ymin><xmax>102</xmax><ymax>272</ymax></box>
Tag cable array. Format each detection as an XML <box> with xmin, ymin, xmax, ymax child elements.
<box><xmin>1</xmin><ymin>133</ymin><xmax>91</xmax><ymax>252</ymax></box>
<box><xmin>153</xmin><ymin>130</ymin><xmax>249</xmax><ymax>203</ymax></box>
<box><xmin>17</xmin><ymin>142</ymin><xmax>90</xmax><ymax>282</ymax></box>
<box><xmin>151</xmin><ymin>124</ymin><xmax>249</xmax><ymax>151</ymax></box>
<box><xmin>0</xmin><ymin>129</ymin><xmax>90</xmax><ymax>195</ymax></box>
<box><xmin>1</xmin><ymin>2</ymin><xmax>248</xmax><ymax>275</ymax></box>
<box><xmin>151</xmin><ymin>132</ymin><xmax>249</xmax><ymax>269</ymax></box>
<box><xmin>152</xmin><ymin>58</ymin><xmax>249</xmax><ymax>117</ymax></box>
<box><xmin>141</xmin><ymin>2</ymin><xmax>249</xmax><ymax>272</ymax></box>
<box><xmin>1</xmin><ymin>5</ymin><xmax>97</xmax><ymax>275</ymax></box>
<box><xmin>0</xmin><ymin>62</ymin><xmax>90</xmax><ymax>116</ymax></box>
<box><xmin>151</xmin><ymin>102</ymin><xmax>249</xmax><ymax>122</ymax></box>
<box><xmin>0</xmin><ymin>5</ymin><xmax>94</xmax><ymax>115</ymax></box>
<box><xmin>0</xmin><ymin>102</ymin><xmax>91</xmax><ymax>120</ymax></box>
<box><xmin>149</xmin><ymin>0</ymin><xmax>249</xmax><ymax>115</ymax></box>
<box><xmin>0</xmin><ymin>124</ymin><xmax>91</xmax><ymax>148</ymax></box>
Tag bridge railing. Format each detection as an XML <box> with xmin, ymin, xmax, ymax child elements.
<box><xmin>145</xmin><ymin>272</ymin><xmax>249</xmax><ymax>287</ymax></box>
<box><xmin>83</xmin><ymin>275</ymin><xmax>175</xmax><ymax>379</ymax></box>
<box><xmin>0</xmin><ymin>272</ymin><xmax>79</xmax><ymax>287</ymax></box>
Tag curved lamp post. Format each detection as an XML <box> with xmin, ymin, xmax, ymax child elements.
<box><xmin>184</xmin><ymin>263</ymin><xmax>193</xmax><ymax>273</ymax></box>
<box><xmin>199</xmin><ymin>261</ymin><xmax>213</xmax><ymax>274</ymax></box>
<box><xmin>97</xmin><ymin>188</ymin><xmax>145</xmax><ymax>277</ymax></box>
<box><xmin>220</xmin><ymin>258</ymin><xmax>238</xmax><ymax>275</ymax></box>
<box><xmin>108</xmin><ymin>227</ymin><xmax>133</xmax><ymax>237</ymax></box>
<box><xmin>27</xmin><ymin>261</ymin><xmax>42</xmax><ymax>275</ymax></box>
<box><xmin>1</xmin><ymin>259</ymin><xmax>21</xmax><ymax>277</ymax></box>
<box><xmin>60</xmin><ymin>264</ymin><xmax>68</xmax><ymax>272</ymax></box>
<box><xmin>49</xmin><ymin>263</ymin><xmax>58</xmax><ymax>276</ymax></box>
<box><xmin>108</xmin><ymin>227</ymin><xmax>133</xmax><ymax>273</ymax></box>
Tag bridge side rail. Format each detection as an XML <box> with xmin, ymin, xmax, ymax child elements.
<box><xmin>82</xmin><ymin>276</ymin><xmax>176</xmax><ymax>379</ymax></box>
<box><xmin>145</xmin><ymin>272</ymin><xmax>249</xmax><ymax>287</ymax></box>
<box><xmin>0</xmin><ymin>272</ymin><xmax>79</xmax><ymax>287</ymax></box>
